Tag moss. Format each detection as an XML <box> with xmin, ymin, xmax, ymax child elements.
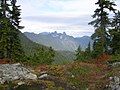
<box><xmin>106</xmin><ymin>71</ymin><xmax>114</xmax><ymax>77</ymax></box>
<box><xmin>69</xmin><ymin>66</ymin><xmax>91</xmax><ymax>76</ymax></box>
<box><xmin>41</xmin><ymin>80</ymin><xmax>55</xmax><ymax>89</ymax></box>
<box><xmin>0</xmin><ymin>84</ymin><xmax>5</xmax><ymax>90</ymax></box>
<box><xmin>67</xmin><ymin>76</ymin><xmax>88</xmax><ymax>90</ymax></box>
<box><xmin>109</xmin><ymin>54</ymin><xmax>120</xmax><ymax>63</ymax></box>
<box><xmin>0</xmin><ymin>83</ymin><xmax>15</xmax><ymax>90</ymax></box>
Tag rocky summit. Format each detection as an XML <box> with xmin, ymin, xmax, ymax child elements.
<box><xmin>0</xmin><ymin>63</ymin><xmax>37</xmax><ymax>84</ymax></box>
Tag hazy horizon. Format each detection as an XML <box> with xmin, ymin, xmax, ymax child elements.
<box><xmin>24</xmin><ymin>31</ymin><xmax>91</xmax><ymax>38</ymax></box>
<box><xmin>17</xmin><ymin>0</ymin><xmax>120</xmax><ymax>37</ymax></box>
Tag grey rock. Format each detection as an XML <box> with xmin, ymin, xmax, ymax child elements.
<box><xmin>25</xmin><ymin>73</ymin><xmax>37</xmax><ymax>80</ymax></box>
<box><xmin>0</xmin><ymin>63</ymin><xmax>37</xmax><ymax>84</ymax></box>
<box><xmin>39</xmin><ymin>74</ymin><xmax>48</xmax><ymax>79</ymax></box>
<box><xmin>109</xmin><ymin>62</ymin><xmax>120</xmax><ymax>67</ymax></box>
<box><xmin>107</xmin><ymin>76</ymin><xmax>120</xmax><ymax>90</ymax></box>
<box><xmin>40</xmin><ymin>71</ymin><xmax>47</xmax><ymax>74</ymax></box>
<box><xmin>71</xmin><ymin>75</ymin><xmax>75</xmax><ymax>78</ymax></box>
<box><xmin>18</xmin><ymin>81</ymin><xmax>25</xmax><ymax>86</ymax></box>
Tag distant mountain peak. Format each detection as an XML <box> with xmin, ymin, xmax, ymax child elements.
<box><xmin>40</xmin><ymin>32</ymin><xmax>49</xmax><ymax>35</ymax></box>
<box><xmin>63</xmin><ymin>32</ymin><xmax>66</xmax><ymax>35</ymax></box>
<box><xmin>24</xmin><ymin>32</ymin><xmax>92</xmax><ymax>51</ymax></box>
<box><xmin>51</xmin><ymin>31</ymin><xmax>57</xmax><ymax>35</ymax></box>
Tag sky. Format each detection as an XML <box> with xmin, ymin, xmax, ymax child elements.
<box><xmin>17</xmin><ymin>0</ymin><xmax>120</xmax><ymax>37</ymax></box>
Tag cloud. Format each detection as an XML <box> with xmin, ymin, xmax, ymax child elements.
<box><xmin>17</xmin><ymin>0</ymin><xmax>120</xmax><ymax>18</ymax></box>
<box><xmin>17</xmin><ymin>0</ymin><xmax>120</xmax><ymax>37</ymax></box>
<box><xmin>17</xmin><ymin>0</ymin><xmax>97</xmax><ymax>17</ymax></box>
<box><xmin>22</xmin><ymin>15</ymin><xmax>92</xmax><ymax>25</ymax></box>
<box><xmin>20</xmin><ymin>15</ymin><xmax>94</xmax><ymax>37</ymax></box>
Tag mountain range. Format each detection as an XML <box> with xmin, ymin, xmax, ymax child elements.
<box><xmin>19</xmin><ymin>32</ymin><xmax>75</xmax><ymax>64</ymax></box>
<box><xmin>24</xmin><ymin>31</ymin><xmax>93</xmax><ymax>51</ymax></box>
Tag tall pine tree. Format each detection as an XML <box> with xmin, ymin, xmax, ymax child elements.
<box><xmin>110</xmin><ymin>11</ymin><xmax>120</xmax><ymax>54</ymax></box>
<box><xmin>85</xmin><ymin>42</ymin><xmax>91</xmax><ymax>54</ymax></box>
<box><xmin>89</xmin><ymin>0</ymin><xmax>116</xmax><ymax>57</ymax></box>
<box><xmin>0</xmin><ymin>0</ymin><xmax>24</xmax><ymax>61</ymax></box>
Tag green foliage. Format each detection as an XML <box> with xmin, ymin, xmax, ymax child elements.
<box><xmin>67</xmin><ymin>66</ymin><xmax>91</xmax><ymax>89</ymax></box>
<box><xmin>0</xmin><ymin>0</ymin><xmax>25</xmax><ymax>61</ymax></box>
<box><xmin>53</xmin><ymin>51</ymin><xmax>75</xmax><ymax>64</ymax></box>
<box><xmin>0</xmin><ymin>84</ymin><xmax>4</xmax><ymax>90</ymax></box>
<box><xmin>89</xmin><ymin>0</ymin><xmax>116</xmax><ymax>58</ymax></box>
<box><xmin>68</xmin><ymin>77</ymin><xmax>88</xmax><ymax>90</ymax></box>
<box><xmin>110</xmin><ymin>54</ymin><xmax>120</xmax><ymax>62</ymax></box>
<box><xmin>75</xmin><ymin>44</ymin><xmax>92</xmax><ymax>61</ymax></box>
<box><xmin>75</xmin><ymin>45</ymin><xmax>82</xmax><ymax>60</ymax></box>
<box><xmin>69</xmin><ymin>67</ymin><xmax>91</xmax><ymax>76</ymax></box>
<box><xmin>110</xmin><ymin>11</ymin><xmax>120</xmax><ymax>54</ymax></box>
<box><xmin>91</xmin><ymin>40</ymin><xmax>105</xmax><ymax>58</ymax></box>
<box><xmin>27</xmin><ymin>46</ymin><xmax>55</xmax><ymax>65</ymax></box>
<box><xmin>19</xmin><ymin>32</ymin><xmax>74</xmax><ymax>65</ymax></box>
<box><xmin>85</xmin><ymin>42</ymin><xmax>92</xmax><ymax>59</ymax></box>
<box><xmin>85</xmin><ymin>42</ymin><xmax>91</xmax><ymax>54</ymax></box>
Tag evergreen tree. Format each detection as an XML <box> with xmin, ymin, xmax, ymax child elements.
<box><xmin>0</xmin><ymin>0</ymin><xmax>10</xmax><ymax>58</ymax></box>
<box><xmin>10</xmin><ymin>0</ymin><xmax>24</xmax><ymax>29</ymax></box>
<box><xmin>75</xmin><ymin>45</ymin><xmax>82</xmax><ymax>60</ymax></box>
<box><xmin>110</xmin><ymin>11</ymin><xmax>120</xmax><ymax>54</ymax></box>
<box><xmin>85</xmin><ymin>42</ymin><xmax>91</xmax><ymax>54</ymax></box>
<box><xmin>47</xmin><ymin>46</ymin><xmax>55</xmax><ymax>64</ymax></box>
<box><xmin>31</xmin><ymin>46</ymin><xmax>55</xmax><ymax>65</ymax></box>
<box><xmin>89</xmin><ymin>0</ymin><xmax>116</xmax><ymax>57</ymax></box>
<box><xmin>0</xmin><ymin>0</ymin><xmax>24</xmax><ymax>61</ymax></box>
<box><xmin>75</xmin><ymin>45</ymin><xmax>91</xmax><ymax>61</ymax></box>
<box><xmin>85</xmin><ymin>42</ymin><xmax>92</xmax><ymax>59</ymax></box>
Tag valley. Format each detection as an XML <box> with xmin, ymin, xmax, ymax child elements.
<box><xmin>0</xmin><ymin>0</ymin><xmax>120</xmax><ymax>90</ymax></box>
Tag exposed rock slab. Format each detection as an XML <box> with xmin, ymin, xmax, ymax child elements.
<box><xmin>0</xmin><ymin>63</ymin><xmax>37</xmax><ymax>84</ymax></box>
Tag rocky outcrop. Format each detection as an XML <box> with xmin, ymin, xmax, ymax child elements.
<box><xmin>106</xmin><ymin>76</ymin><xmax>120</xmax><ymax>90</ymax></box>
<box><xmin>110</xmin><ymin>62</ymin><xmax>120</xmax><ymax>67</ymax></box>
<box><xmin>106</xmin><ymin>62</ymin><xmax>120</xmax><ymax>90</ymax></box>
<box><xmin>0</xmin><ymin>63</ymin><xmax>37</xmax><ymax>84</ymax></box>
